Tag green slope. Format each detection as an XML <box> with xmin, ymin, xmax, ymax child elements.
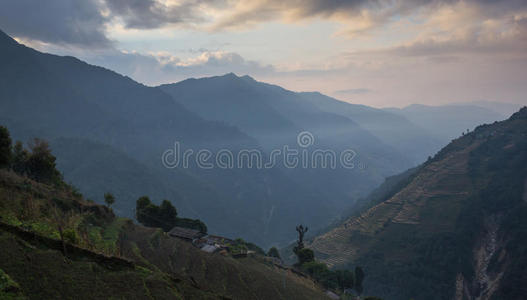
<box><xmin>0</xmin><ymin>169</ymin><xmax>329</xmax><ymax>299</ymax></box>
<box><xmin>309</xmin><ymin>107</ymin><xmax>527</xmax><ymax>299</ymax></box>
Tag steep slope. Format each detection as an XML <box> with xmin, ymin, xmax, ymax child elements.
<box><xmin>309</xmin><ymin>107</ymin><xmax>527</xmax><ymax>299</ymax></box>
<box><xmin>0</xmin><ymin>29</ymin><xmax>334</xmax><ymax>247</ymax></box>
<box><xmin>0</xmin><ymin>169</ymin><xmax>330</xmax><ymax>299</ymax></box>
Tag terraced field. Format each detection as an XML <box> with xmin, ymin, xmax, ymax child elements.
<box><xmin>308</xmin><ymin>108</ymin><xmax>527</xmax><ymax>299</ymax></box>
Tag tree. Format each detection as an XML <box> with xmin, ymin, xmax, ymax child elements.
<box><xmin>11</xmin><ymin>141</ymin><xmax>29</xmax><ymax>175</ymax></box>
<box><xmin>0</xmin><ymin>126</ymin><xmax>12</xmax><ymax>169</ymax></box>
<box><xmin>136</xmin><ymin>196</ymin><xmax>151</xmax><ymax>211</ymax></box>
<box><xmin>159</xmin><ymin>199</ymin><xmax>177</xmax><ymax>221</ymax></box>
<box><xmin>297</xmin><ymin>248</ymin><xmax>315</xmax><ymax>265</ymax></box>
<box><xmin>104</xmin><ymin>192</ymin><xmax>115</xmax><ymax>209</ymax></box>
<box><xmin>136</xmin><ymin>196</ymin><xmax>207</xmax><ymax>233</ymax></box>
<box><xmin>267</xmin><ymin>246</ymin><xmax>281</xmax><ymax>259</ymax></box>
<box><xmin>136</xmin><ymin>196</ymin><xmax>163</xmax><ymax>229</ymax></box>
<box><xmin>293</xmin><ymin>224</ymin><xmax>308</xmax><ymax>254</ymax></box>
<box><xmin>26</xmin><ymin>138</ymin><xmax>61</xmax><ymax>184</ymax></box>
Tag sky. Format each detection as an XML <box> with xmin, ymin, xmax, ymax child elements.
<box><xmin>1</xmin><ymin>0</ymin><xmax>526</xmax><ymax>108</ymax></box>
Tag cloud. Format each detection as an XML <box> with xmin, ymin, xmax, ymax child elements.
<box><xmin>335</xmin><ymin>88</ymin><xmax>372</xmax><ymax>95</ymax></box>
<box><xmin>103</xmin><ymin>0</ymin><xmax>218</xmax><ymax>29</ymax></box>
<box><xmin>71</xmin><ymin>49</ymin><xmax>275</xmax><ymax>86</ymax></box>
<box><xmin>338</xmin><ymin>1</ymin><xmax>527</xmax><ymax>64</ymax></box>
<box><xmin>2</xmin><ymin>0</ymin><xmax>527</xmax><ymax>50</ymax></box>
<box><xmin>0</xmin><ymin>0</ymin><xmax>111</xmax><ymax>48</ymax></box>
<box><xmin>1</xmin><ymin>0</ymin><xmax>527</xmax><ymax>108</ymax></box>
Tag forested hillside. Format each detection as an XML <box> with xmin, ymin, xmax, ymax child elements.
<box><xmin>309</xmin><ymin>107</ymin><xmax>527</xmax><ymax>299</ymax></box>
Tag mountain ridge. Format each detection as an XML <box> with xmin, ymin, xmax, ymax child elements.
<box><xmin>0</xmin><ymin>29</ymin><xmax>347</xmax><ymax>247</ymax></box>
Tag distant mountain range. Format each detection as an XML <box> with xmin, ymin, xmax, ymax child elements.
<box><xmin>160</xmin><ymin>74</ymin><xmax>412</xmax><ymax>211</ymax></box>
<box><xmin>308</xmin><ymin>107</ymin><xmax>527</xmax><ymax>299</ymax></box>
<box><xmin>0</xmin><ymin>28</ymin><xmax>511</xmax><ymax>248</ymax></box>
<box><xmin>384</xmin><ymin>103</ymin><xmax>509</xmax><ymax>141</ymax></box>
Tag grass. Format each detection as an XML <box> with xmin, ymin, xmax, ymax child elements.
<box><xmin>0</xmin><ymin>169</ymin><xmax>331</xmax><ymax>299</ymax></box>
<box><xmin>0</xmin><ymin>268</ymin><xmax>25</xmax><ymax>300</ymax></box>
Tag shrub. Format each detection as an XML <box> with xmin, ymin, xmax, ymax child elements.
<box><xmin>267</xmin><ymin>247</ymin><xmax>281</xmax><ymax>259</ymax></box>
<box><xmin>301</xmin><ymin>261</ymin><xmax>337</xmax><ymax>289</ymax></box>
<box><xmin>63</xmin><ymin>228</ymin><xmax>79</xmax><ymax>244</ymax></box>
<box><xmin>296</xmin><ymin>248</ymin><xmax>314</xmax><ymax>265</ymax></box>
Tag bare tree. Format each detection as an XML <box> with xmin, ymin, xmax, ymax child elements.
<box><xmin>293</xmin><ymin>225</ymin><xmax>308</xmax><ymax>254</ymax></box>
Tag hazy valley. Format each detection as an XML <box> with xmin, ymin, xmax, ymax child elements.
<box><xmin>0</xmin><ymin>5</ymin><xmax>526</xmax><ymax>298</ymax></box>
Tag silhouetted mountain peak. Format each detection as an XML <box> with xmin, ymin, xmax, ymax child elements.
<box><xmin>222</xmin><ymin>72</ymin><xmax>239</xmax><ymax>79</ymax></box>
<box><xmin>0</xmin><ymin>29</ymin><xmax>19</xmax><ymax>46</ymax></box>
<box><xmin>215</xmin><ymin>73</ymin><xmax>256</xmax><ymax>83</ymax></box>
<box><xmin>510</xmin><ymin>106</ymin><xmax>527</xmax><ymax>120</ymax></box>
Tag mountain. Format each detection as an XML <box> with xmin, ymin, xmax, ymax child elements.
<box><xmin>0</xmin><ymin>29</ymin><xmax>334</xmax><ymax>247</ymax></box>
<box><xmin>50</xmin><ymin>138</ymin><xmax>194</xmax><ymax>217</ymax></box>
<box><xmin>0</xmin><ymin>169</ymin><xmax>331</xmax><ymax>299</ymax></box>
<box><xmin>384</xmin><ymin>103</ymin><xmax>506</xmax><ymax>141</ymax></box>
<box><xmin>161</xmin><ymin>74</ymin><xmax>297</xmax><ymax>148</ymax></box>
<box><xmin>308</xmin><ymin>107</ymin><xmax>527</xmax><ymax>299</ymax></box>
<box><xmin>299</xmin><ymin>92</ymin><xmax>444</xmax><ymax>164</ymax></box>
<box><xmin>160</xmin><ymin>74</ymin><xmax>413</xmax><ymax>210</ymax></box>
<box><xmin>2</xmin><ymin>26</ymin><xmax>509</xmax><ymax>250</ymax></box>
<box><xmin>467</xmin><ymin>100</ymin><xmax>523</xmax><ymax>118</ymax></box>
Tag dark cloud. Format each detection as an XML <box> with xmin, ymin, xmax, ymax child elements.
<box><xmin>98</xmin><ymin>0</ymin><xmax>527</xmax><ymax>35</ymax></box>
<box><xmin>0</xmin><ymin>0</ymin><xmax>110</xmax><ymax>48</ymax></box>
<box><xmin>2</xmin><ymin>0</ymin><xmax>526</xmax><ymax>48</ymax></box>
<box><xmin>103</xmin><ymin>0</ymin><xmax>228</xmax><ymax>29</ymax></box>
<box><xmin>104</xmin><ymin>0</ymin><xmax>187</xmax><ymax>29</ymax></box>
<box><xmin>211</xmin><ymin>0</ymin><xmax>527</xmax><ymax>34</ymax></box>
<box><xmin>0</xmin><ymin>0</ymin><xmax>223</xmax><ymax>47</ymax></box>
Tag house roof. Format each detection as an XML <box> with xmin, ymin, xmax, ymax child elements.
<box><xmin>204</xmin><ymin>235</ymin><xmax>233</xmax><ymax>244</ymax></box>
<box><xmin>168</xmin><ymin>226</ymin><xmax>206</xmax><ymax>240</ymax></box>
